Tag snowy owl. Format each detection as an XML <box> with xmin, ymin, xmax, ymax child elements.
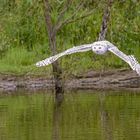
<box><xmin>36</xmin><ymin>40</ymin><xmax>140</xmax><ymax>76</ymax></box>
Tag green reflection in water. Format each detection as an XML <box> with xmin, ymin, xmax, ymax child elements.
<box><xmin>0</xmin><ymin>91</ymin><xmax>140</xmax><ymax>140</ymax></box>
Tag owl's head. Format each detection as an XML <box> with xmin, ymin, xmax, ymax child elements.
<box><xmin>91</xmin><ymin>41</ymin><xmax>108</xmax><ymax>54</ymax></box>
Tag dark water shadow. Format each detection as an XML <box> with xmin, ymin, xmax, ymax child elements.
<box><xmin>99</xmin><ymin>93</ymin><xmax>113</xmax><ymax>140</ymax></box>
<box><xmin>52</xmin><ymin>97</ymin><xmax>63</xmax><ymax>140</ymax></box>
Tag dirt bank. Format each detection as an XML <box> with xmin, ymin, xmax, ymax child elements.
<box><xmin>0</xmin><ymin>69</ymin><xmax>140</xmax><ymax>92</ymax></box>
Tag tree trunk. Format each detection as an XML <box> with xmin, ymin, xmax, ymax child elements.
<box><xmin>43</xmin><ymin>0</ymin><xmax>64</xmax><ymax>103</ymax></box>
<box><xmin>98</xmin><ymin>0</ymin><xmax>113</xmax><ymax>41</ymax></box>
<box><xmin>52</xmin><ymin>62</ymin><xmax>64</xmax><ymax>103</ymax></box>
<box><xmin>49</xmin><ymin>35</ymin><xmax>64</xmax><ymax>103</ymax></box>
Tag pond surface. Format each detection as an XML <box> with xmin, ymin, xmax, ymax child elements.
<box><xmin>0</xmin><ymin>90</ymin><xmax>140</xmax><ymax>140</ymax></box>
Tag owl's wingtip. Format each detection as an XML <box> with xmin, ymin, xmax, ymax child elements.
<box><xmin>135</xmin><ymin>64</ymin><xmax>140</xmax><ymax>76</ymax></box>
<box><xmin>35</xmin><ymin>62</ymin><xmax>44</xmax><ymax>67</ymax></box>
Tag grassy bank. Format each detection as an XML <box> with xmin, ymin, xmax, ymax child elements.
<box><xmin>0</xmin><ymin>0</ymin><xmax>140</xmax><ymax>76</ymax></box>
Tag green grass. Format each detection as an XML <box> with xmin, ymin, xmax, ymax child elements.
<box><xmin>0</xmin><ymin>0</ymin><xmax>140</xmax><ymax>76</ymax></box>
<box><xmin>0</xmin><ymin>47</ymin><xmax>52</xmax><ymax>76</ymax></box>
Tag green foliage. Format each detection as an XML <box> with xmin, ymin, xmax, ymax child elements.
<box><xmin>0</xmin><ymin>0</ymin><xmax>140</xmax><ymax>75</ymax></box>
<box><xmin>0</xmin><ymin>46</ymin><xmax>52</xmax><ymax>75</ymax></box>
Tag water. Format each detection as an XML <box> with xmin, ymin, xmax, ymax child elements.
<box><xmin>0</xmin><ymin>90</ymin><xmax>140</xmax><ymax>140</ymax></box>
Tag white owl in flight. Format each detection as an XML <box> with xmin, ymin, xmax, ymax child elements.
<box><xmin>36</xmin><ymin>40</ymin><xmax>140</xmax><ymax>76</ymax></box>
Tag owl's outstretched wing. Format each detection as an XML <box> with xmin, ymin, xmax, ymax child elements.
<box><xmin>108</xmin><ymin>45</ymin><xmax>140</xmax><ymax>76</ymax></box>
<box><xmin>36</xmin><ymin>44</ymin><xmax>92</xmax><ymax>67</ymax></box>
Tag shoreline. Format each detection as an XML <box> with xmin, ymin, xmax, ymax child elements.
<box><xmin>0</xmin><ymin>69</ymin><xmax>140</xmax><ymax>92</ymax></box>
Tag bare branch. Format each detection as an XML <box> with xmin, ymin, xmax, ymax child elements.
<box><xmin>44</xmin><ymin>0</ymin><xmax>53</xmax><ymax>37</ymax></box>
<box><xmin>55</xmin><ymin>0</ymin><xmax>86</xmax><ymax>31</ymax></box>
<box><xmin>56</xmin><ymin>0</ymin><xmax>72</xmax><ymax>25</ymax></box>
<box><xmin>98</xmin><ymin>0</ymin><xmax>113</xmax><ymax>41</ymax></box>
<box><xmin>58</xmin><ymin>10</ymin><xmax>94</xmax><ymax>27</ymax></box>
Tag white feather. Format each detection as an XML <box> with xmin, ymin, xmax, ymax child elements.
<box><xmin>36</xmin><ymin>44</ymin><xmax>92</xmax><ymax>67</ymax></box>
<box><xmin>108</xmin><ymin>43</ymin><xmax>140</xmax><ymax>76</ymax></box>
<box><xmin>36</xmin><ymin>40</ymin><xmax>140</xmax><ymax>76</ymax></box>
